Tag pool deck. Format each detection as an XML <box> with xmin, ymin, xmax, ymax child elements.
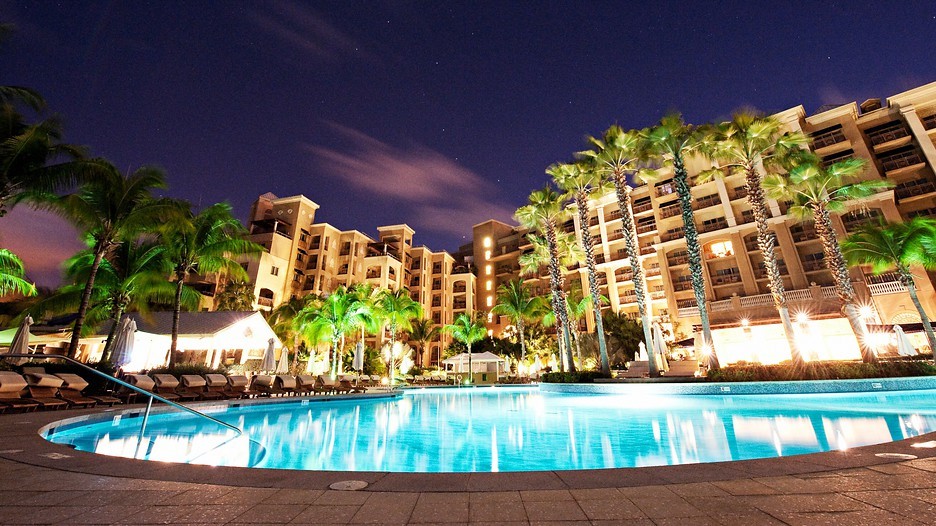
<box><xmin>1</xmin><ymin>397</ymin><xmax>936</xmax><ymax>525</ymax></box>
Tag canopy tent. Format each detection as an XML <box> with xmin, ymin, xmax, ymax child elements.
<box><xmin>0</xmin><ymin>327</ymin><xmax>73</xmax><ymax>347</ymax></box>
<box><xmin>442</xmin><ymin>351</ymin><xmax>507</xmax><ymax>375</ymax></box>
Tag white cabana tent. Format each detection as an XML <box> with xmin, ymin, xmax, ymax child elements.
<box><xmin>96</xmin><ymin>311</ymin><xmax>282</xmax><ymax>371</ymax></box>
<box><xmin>442</xmin><ymin>351</ymin><xmax>507</xmax><ymax>375</ymax></box>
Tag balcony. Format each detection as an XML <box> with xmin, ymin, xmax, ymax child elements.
<box><xmin>431</xmin><ymin>300</ymin><xmax>441</xmax><ymax>308</ymax></box>
<box><xmin>895</xmin><ymin>178</ymin><xmax>936</xmax><ymax>199</ymax></box>
<box><xmin>821</xmin><ymin>150</ymin><xmax>855</xmax><ymax>169</ymax></box>
<box><xmin>923</xmin><ymin>114</ymin><xmax>936</xmax><ymax>131</ymax></box>
<box><xmin>865</xmin><ymin>273</ymin><xmax>907</xmax><ymax>295</ymax></box>
<box><xmin>711</xmin><ymin>271</ymin><xmax>742</xmax><ymax>286</ymax></box>
<box><xmin>646</xmin><ymin>267</ymin><xmax>662</xmax><ymax>277</ymax></box>
<box><xmin>790</xmin><ymin>226</ymin><xmax>818</xmax><ymax>243</ymax></box>
<box><xmin>660</xmin><ymin>204</ymin><xmax>681</xmax><ymax>219</ymax></box>
<box><xmin>868</xmin><ymin>122</ymin><xmax>910</xmax><ymax>146</ymax></box>
<box><xmin>729</xmin><ymin>186</ymin><xmax>749</xmax><ymax>201</ymax></box>
<box><xmin>635</xmin><ymin>221</ymin><xmax>657</xmax><ymax>234</ymax></box>
<box><xmin>632</xmin><ymin>201</ymin><xmax>653</xmax><ymax>214</ymax></box>
<box><xmin>661</xmin><ymin>227</ymin><xmax>686</xmax><ymax>242</ymax></box>
<box><xmin>453</xmin><ymin>301</ymin><xmax>467</xmax><ymax>310</ymax></box>
<box><xmin>811</xmin><ymin>128</ymin><xmax>847</xmax><ymax>150</ymax></box>
<box><xmin>618</xmin><ymin>292</ymin><xmax>636</xmax><ymax>305</ymax></box>
<box><xmin>699</xmin><ymin>217</ymin><xmax>728</xmax><ymax>233</ymax></box>
<box><xmin>650</xmin><ymin>290</ymin><xmax>666</xmax><ymax>300</ymax></box>
<box><xmin>753</xmin><ymin>262</ymin><xmax>788</xmax><ymax>279</ymax></box>
<box><xmin>607</xmin><ymin>230</ymin><xmax>625</xmax><ymax>241</ymax></box>
<box><xmin>738</xmin><ymin>209</ymin><xmax>754</xmax><ymax>224</ymax></box>
<box><xmin>640</xmin><ymin>245</ymin><xmax>656</xmax><ymax>255</ymax></box>
<box><xmin>693</xmin><ymin>194</ymin><xmax>721</xmax><ymax>211</ymax></box>
<box><xmin>497</xmin><ymin>264</ymin><xmax>516</xmax><ymax>275</ymax></box>
<box><xmin>880</xmin><ymin>149</ymin><xmax>924</xmax><ymax>172</ymax></box>
<box><xmin>588</xmin><ymin>216</ymin><xmax>600</xmax><ymax>227</ymax></box>
<box><xmin>801</xmin><ymin>259</ymin><xmax>826</xmax><ymax>272</ymax></box>
<box><xmin>257</xmin><ymin>297</ymin><xmax>274</xmax><ymax>308</ymax></box>
<box><xmin>616</xmin><ymin>271</ymin><xmax>633</xmax><ymax>281</ymax></box>
<box><xmin>667</xmin><ymin>253</ymin><xmax>689</xmax><ymax>266</ymax></box>
<box><xmin>366</xmin><ymin>270</ymin><xmax>381</xmax><ymax>279</ymax></box>
<box><xmin>453</xmin><ymin>284</ymin><xmax>466</xmax><ymax>293</ymax></box>
<box><xmin>673</xmin><ymin>280</ymin><xmax>693</xmax><ymax>292</ymax></box>
<box><xmin>910</xmin><ymin>206</ymin><xmax>936</xmax><ymax>218</ymax></box>
<box><xmin>656</xmin><ymin>182</ymin><xmax>677</xmax><ymax>197</ymax></box>
<box><xmin>841</xmin><ymin>210</ymin><xmax>882</xmax><ymax>231</ymax></box>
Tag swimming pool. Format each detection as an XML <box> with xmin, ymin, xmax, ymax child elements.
<box><xmin>44</xmin><ymin>385</ymin><xmax>936</xmax><ymax>472</ymax></box>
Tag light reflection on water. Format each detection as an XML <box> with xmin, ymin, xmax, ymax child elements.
<box><xmin>45</xmin><ymin>387</ymin><xmax>936</xmax><ymax>472</ymax></box>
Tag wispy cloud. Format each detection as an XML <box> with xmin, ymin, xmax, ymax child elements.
<box><xmin>305</xmin><ymin>124</ymin><xmax>516</xmax><ymax>237</ymax></box>
<box><xmin>248</xmin><ymin>0</ymin><xmax>371</xmax><ymax>63</ymax></box>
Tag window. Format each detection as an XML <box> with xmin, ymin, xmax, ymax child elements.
<box><xmin>485</xmin><ymin>264</ymin><xmax>492</xmax><ymax>275</ymax></box>
<box><xmin>487</xmin><ymin>312</ymin><xmax>493</xmax><ymax>323</ymax></box>
<box><xmin>484</xmin><ymin>250</ymin><xmax>491</xmax><ymax>260</ymax></box>
<box><xmin>486</xmin><ymin>280</ymin><xmax>492</xmax><ymax>291</ymax></box>
<box><xmin>483</xmin><ymin>237</ymin><xmax>492</xmax><ymax>248</ymax></box>
<box><xmin>270</xmin><ymin>266</ymin><xmax>279</xmax><ymax>276</ymax></box>
<box><xmin>705</xmin><ymin>240</ymin><xmax>734</xmax><ymax>259</ymax></box>
<box><xmin>486</xmin><ymin>296</ymin><xmax>493</xmax><ymax>307</ymax></box>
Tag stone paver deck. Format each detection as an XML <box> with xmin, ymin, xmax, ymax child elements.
<box><xmin>2</xmin><ymin>402</ymin><xmax>935</xmax><ymax>525</ymax></box>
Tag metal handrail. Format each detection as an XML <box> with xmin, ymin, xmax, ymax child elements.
<box><xmin>2</xmin><ymin>354</ymin><xmax>242</xmax><ymax>437</ymax></box>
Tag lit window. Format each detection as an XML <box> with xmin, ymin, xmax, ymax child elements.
<box><xmin>483</xmin><ymin>237</ymin><xmax>492</xmax><ymax>248</ymax></box>
<box><xmin>487</xmin><ymin>312</ymin><xmax>494</xmax><ymax>322</ymax></box>
<box><xmin>484</xmin><ymin>250</ymin><xmax>491</xmax><ymax>259</ymax></box>
<box><xmin>486</xmin><ymin>296</ymin><xmax>493</xmax><ymax>307</ymax></box>
<box><xmin>486</xmin><ymin>280</ymin><xmax>492</xmax><ymax>291</ymax></box>
<box><xmin>485</xmin><ymin>264</ymin><xmax>492</xmax><ymax>275</ymax></box>
<box><xmin>706</xmin><ymin>240</ymin><xmax>734</xmax><ymax>259</ymax></box>
<box><xmin>487</xmin><ymin>329</ymin><xmax>494</xmax><ymax>337</ymax></box>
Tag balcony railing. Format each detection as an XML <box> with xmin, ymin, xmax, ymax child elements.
<box><xmin>711</xmin><ymin>272</ymin><xmax>742</xmax><ymax>286</ymax></box>
<box><xmin>673</xmin><ymin>280</ymin><xmax>693</xmax><ymax>292</ymax></box>
<box><xmin>257</xmin><ymin>297</ymin><xmax>274</xmax><ymax>307</ymax></box>
<box><xmin>661</xmin><ymin>227</ymin><xmax>686</xmax><ymax>242</ymax></box>
<box><xmin>646</xmin><ymin>267</ymin><xmax>662</xmax><ymax>277</ymax></box>
<box><xmin>660</xmin><ymin>204</ymin><xmax>681</xmax><ymax>219</ymax></box>
<box><xmin>453</xmin><ymin>301</ymin><xmax>467</xmax><ymax>310</ymax></box>
<box><xmin>607</xmin><ymin>231</ymin><xmax>625</xmax><ymax>241</ymax></box>
<box><xmin>699</xmin><ymin>217</ymin><xmax>728</xmax><ymax>233</ymax></box>
<box><xmin>632</xmin><ymin>201</ymin><xmax>653</xmax><ymax>214</ymax></box>
<box><xmin>667</xmin><ymin>254</ymin><xmax>689</xmax><ymax>266</ymax></box>
<box><xmin>635</xmin><ymin>221</ymin><xmax>657</xmax><ymax>234</ymax></box>
<box><xmin>656</xmin><ymin>183</ymin><xmax>676</xmax><ymax>197</ymax></box>
<box><xmin>868</xmin><ymin>123</ymin><xmax>910</xmax><ymax>146</ymax></box>
<box><xmin>791</xmin><ymin>227</ymin><xmax>818</xmax><ymax>243</ymax></box>
<box><xmin>605</xmin><ymin>209</ymin><xmax>624</xmax><ymax>221</ymax></box>
<box><xmin>895</xmin><ymin>178</ymin><xmax>936</xmax><ymax>199</ymax></box>
<box><xmin>880</xmin><ymin>150</ymin><xmax>924</xmax><ymax>172</ymax></box>
<box><xmin>812</xmin><ymin>128</ymin><xmax>847</xmax><ymax>149</ymax></box>
<box><xmin>640</xmin><ymin>246</ymin><xmax>656</xmax><ymax>255</ymax></box>
<box><xmin>693</xmin><ymin>194</ymin><xmax>721</xmax><ymax>211</ymax></box>
<box><xmin>801</xmin><ymin>259</ymin><xmax>826</xmax><ymax>272</ymax></box>
<box><xmin>923</xmin><ymin>114</ymin><xmax>936</xmax><ymax>131</ymax></box>
<box><xmin>453</xmin><ymin>284</ymin><xmax>466</xmax><ymax>293</ymax></box>
<box><xmin>729</xmin><ymin>186</ymin><xmax>749</xmax><ymax>200</ymax></box>
<box><xmin>867</xmin><ymin>281</ymin><xmax>907</xmax><ymax>295</ymax></box>
<box><xmin>753</xmin><ymin>265</ymin><xmax>788</xmax><ymax>279</ymax></box>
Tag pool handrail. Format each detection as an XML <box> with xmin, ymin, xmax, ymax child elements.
<box><xmin>2</xmin><ymin>354</ymin><xmax>243</xmax><ymax>437</ymax></box>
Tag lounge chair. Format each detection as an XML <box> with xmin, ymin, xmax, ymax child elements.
<box><xmin>180</xmin><ymin>375</ymin><xmax>224</xmax><ymax>400</ymax></box>
<box><xmin>273</xmin><ymin>375</ymin><xmax>297</xmax><ymax>396</ymax></box>
<box><xmin>0</xmin><ymin>371</ymin><xmax>40</xmax><ymax>412</ymax></box>
<box><xmin>318</xmin><ymin>374</ymin><xmax>350</xmax><ymax>394</ymax></box>
<box><xmin>22</xmin><ymin>374</ymin><xmax>69</xmax><ymax>410</ymax></box>
<box><xmin>370</xmin><ymin>374</ymin><xmax>382</xmax><ymax>386</ymax></box>
<box><xmin>251</xmin><ymin>374</ymin><xmax>276</xmax><ymax>396</ymax></box>
<box><xmin>339</xmin><ymin>375</ymin><xmax>366</xmax><ymax>394</ymax></box>
<box><xmin>125</xmin><ymin>374</ymin><xmax>174</xmax><ymax>402</ymax></box>
<box><xmin>205</xmin><ymin>374</ymin><xmax>239</xmax><ymax>399</ymax></box>
<box><xmin>152</xmin><ymin>374</ymin><xmax>198</xmax><ymax>402</ymax></box>
<box><xmin>295</xmin><ymin>374</ymin><xmax>317</xmax><ymax>395</ymax></box>
<box><xmin>226</xmin><ymin>375</ymin><xmax>259</xmax><ymax>398</ymax></box>
<box><xmin>55</xmin><ymin>373</ymin><xmax>119</xmax><ymax>406</ymax></box>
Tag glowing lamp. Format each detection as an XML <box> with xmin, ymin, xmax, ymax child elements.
<box><xmin>740</xmin><ymin>318</ymin><xmax>750</xmax><ymax>327</ymax></box>
<box><xmin>796</xmin><ymin>312</ymin><xmax>809</xmax><ymax>324</ymax></box>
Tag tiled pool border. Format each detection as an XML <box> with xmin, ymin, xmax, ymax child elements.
<box><xmin>542</xmin><ymin>375</ymin><xmax>936</xmax><ymax>395</ymax></box>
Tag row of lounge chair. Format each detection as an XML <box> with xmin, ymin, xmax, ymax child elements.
<box><xmin>123</xmin><ymin>373</ymin><xmax>372</xmax><ymax>401</ymax></box>
<box><xmin>0</xmin><ymin>370</ymin><xmax>120</xmax><ymax>413</ymax></box>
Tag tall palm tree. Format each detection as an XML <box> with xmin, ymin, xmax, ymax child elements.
<box><xmin>161</xmin><ymin>202</ymin><xmax>263</xmax><ymax>367</ymax></box>
<box><xmin>701</xmin><ymin>111</ymin><xmax>811</xmax><ymax>367</ymax></box>
<box><xmin>643</xmin><ymin>114</ymin><xmax>718</xmax><ymax>372</ymax></box>
<box><xmin>516</xmin><ymin>186</ymin><xmax>576</xmax><ymax>372</ymax></box>
<box><xmin>444</xmin><ymin>313</ymin><xmax>487</xmax><ymax>384</ymax></box>
<box><xmin>298</xmin><ymin>286</ymin><xmax>367</xmax><ymax>378</ymax></box>
<box><xmin>35</xmin><ymin>163</ymin><xmax>177</xmax><ymax>358</ymax></box>
<box><xmin>550</xmin><ymin>161</ymin><xmax>611</xmax><ymax>375</ymax></box>
<box><xmin>268</xmin><ymin>294</ymin><xmax>319</xmax><ymax>369</ymax></box>
<box><xmin>763</xmin><ymin>158</ymin><xmax>891</xmax><ymax>363</ymax></box>
<box><xmin>491</xmin><ymin>279</ymin><xmax>542</xmax><ymax>363</ymax></box>
<box><xmin>375</xmin><ymin>287</ymin><xmax>422</xmax><ymax>382</ymax></box>
<box><xmin>0</xmin><ymin>248</ymin><xmax>36</xmax><ymax>296</ymax></box>
<box><xmin>408</xmin><ymin>317</ymin><xmax>441</xmax><ymax>368</ymax></box>
<box><xmin>841</xmin><ymin>218</ymin><xmax>936</xmax><ymax>356</ymax></box>
<box><xmin>580</xmin><ymin>125</ymin><xmax>657</xmax><ymax>372</ymax></box>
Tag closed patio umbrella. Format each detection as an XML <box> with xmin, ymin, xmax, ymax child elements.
<box><xmin>895</xmin><ymin>325</ymin><xmax>917</xmax><ymax>357</ymax></box>
<box><xmin>4</xmin><ymin>315</ymin><xmax>33</xmax><ymax>365</ymax></box>
<box><xmin>275</xmin><ymin>347</ymin><xmax>289</xmax><ymax>373</ymax></box>
<box><xmin>353</xmin><ymin>340</ymin><xmax>364</xmax><ymax>372</ymax></box>
<box><xmin>653</xmin><ymin>322</ymin><xmax>670</xmax><ymax>373</ymax></box>
<box><xmin>261</xmin><ymin>338</ymin><xmax>276</xmax><ymax>372</ymax></box>
<box><xmin>110</xmin><ymin>317</ymin><xmax>137</xmax><ymax>369</ymax></box>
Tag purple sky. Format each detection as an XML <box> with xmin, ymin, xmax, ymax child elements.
<box><xmin>2</xmin><ymin>1</ymin><xmax>935</xmax><ymax>287</ymax></box>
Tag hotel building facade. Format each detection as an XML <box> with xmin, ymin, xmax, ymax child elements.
<box><xmin>470</xmin><ymin>82</ymin><xmax>936</xmax><ymax>363</ymax></box>
<box><xmin>241</xmin><ymin>193</ymin><xmax>476</xmax><ymax>366</ymax></box>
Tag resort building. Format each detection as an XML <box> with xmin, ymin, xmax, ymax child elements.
<box><xmin>242</xmin><ymin>193</ymin><xmax>476</xmax><ymax>366</ymax></box>
<box><xmin>470</xmin><ymin>81</ymin><xmax>936</xmax><ymax>364</ymax></box>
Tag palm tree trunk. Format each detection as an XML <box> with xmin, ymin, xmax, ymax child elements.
<box><xmin>899</xmin><ymin>269</ymin><xmax>936</xmax><ymax>357</ymax></box>
<box><xmin>169</xmin><ymin>272</ymin><xmax>185</xmax><ymax>368</ymax></box>
<box><xmin>812</xmin><ymin>204</ymin><xmax>876</xmax><ymax>362</ymax></box>
<box><xmin>292</xmin><ymin>334</ymin><xmax>299</xmax><ymax>368</ymax></box>
<box><xmin>575</xmin><ymin>193</ymin><xmax>610</xmax><ymax>375</ymax></box>
<box><xmin>518</xmin><ymin>318</ymin><xmax>526</xmax><ymax>363</ymax></box>
<box><xmin>611</xmin><ymin>175</ymin><xmax>657</xmax><ymax>374</ymax></box>
<box><xmin>545</xmin><ymin>221</ymin><xmax>576</xmax><ymax>373</ymax></box>
<box><xmin>673</xmin><ymin>155</ymin><xmax>718</xmax><ymax>370</ymax></box>
<box><xmin>467</xmin><ymin>342</ymin><xmax>473</xmax><ymax>384</ymax></box>
<box><xmin>744</xmin><ymin>163</ymin><xmax>803</xmax><ymax>367</ymax></box>
<box><xmin>331</xmin><ymin>336</ymin><xmax>339</xmax><ymax>379</ymax></box>
<box><xmin>388</xmin><ymin>325</ymin><xmax>396</xmax><ymax>384</ymax></box>
<box><xmin>100</xmin><ymin>306</ymin><xmax>125</xmax><ymax>364</ymax></box>
<box><xmin>68</xmin><ymin>244</ymin><xmax>106</xmax><ymax>359</ymax></box>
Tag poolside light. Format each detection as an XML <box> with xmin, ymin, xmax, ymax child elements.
<box><xmin>796</xmin><ymin>312</ymin><xmax>809</xmax><ymax>324</ymax></box>
<box><xmin>740</xmin><ymin>318</ymin><xmax>750</xmax><ymax>327</ymax></box>
<box><xmin>859</xmin><ymin>305</ymin><xmax>875</xmax><ymax>320</ymax></box>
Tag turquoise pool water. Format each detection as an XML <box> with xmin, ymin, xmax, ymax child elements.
<box><xmin>44</xmin><ymin>386</ymin><xmax>936</xmax><ymax>472</ymax></box>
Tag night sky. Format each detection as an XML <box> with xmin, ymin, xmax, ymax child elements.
<box><xmin>2</xmin><ymin>1</ymin><xmax>935</xmax><ymax>287</ymax></box>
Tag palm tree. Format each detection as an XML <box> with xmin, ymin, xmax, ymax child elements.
<box><xmin>841</xmin><ymin>218</ymin><xmax>936</xmax><ymax>356</ymax></box>
<box><xmin>550</xmin><ymin>161</ymin><xmax>611</xmax><ymax>375</ymax></box>
<box><xmin>375</xmin><ymin>287</ymin><xmax>422</xmax><ymax>382</ymax></box>
<box><xmin>491</xmin><ymin>279</ymin><xmax>542</xmax><ymax>364</ymax></box>
<box><xmin>298</xmin><ymin>286</ymin><xmax>367</xmax><ymax>378</ymax></box>
<box><xmin>763</xmin><ymin>158</ymin><xmax>891</xmax><ymax>362</ymax></box>
<box><xmin>516</xmin><ymin>186</ymin><xmax>576</xmax><ymax>372</ymax></box>
<box><xmin>701</xmin><ymin>111</ymin><xmax>811</xmax><ymax>367</ymax></box>
<box><xmin>444</xmin><ymin>313</ymin><xmax>487</xmax><ymax>384</ymax></box>
<box><xmin>214</xmin><ymin>280</ymin><xmax>256</xmax><ymax>311</ymax></box>
<box><xmin>580</xmin><ymin>125</ymin><xmax>657</xmax><ymax>372</ymax></box>
<box><xmin>35</xmin><ymin>163</ymin><xmax>177</xmax><ymax>358</ymax></box>
<box><xmin>643</xmin><ymin>114</ymin><xmax>718</xmax><ymax>372</ymax></box>
<box><xmin>161</xmin><ymin>202</ymin><xmax>263</xmax><ymax>367</ymax></box>
<box><xmin>268</xmin><ymin>294</ymin><xmax>319</xmax><ymax>369</ymax></box>
<box><xmin>0</xmin><ymin>248</ymin><xmax>36</xmax><ymax>296</ymax></box>
<box><xmin>408</xmin><ymin>317</ymin><xmax>441</xmax><ymax>368</ymax></box>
